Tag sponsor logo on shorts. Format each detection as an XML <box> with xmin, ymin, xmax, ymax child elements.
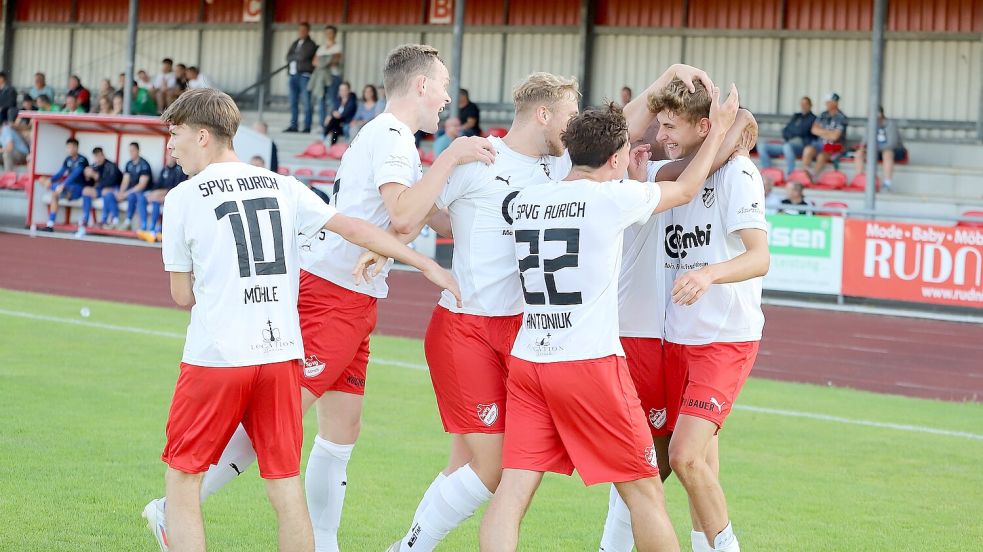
<box><xmin>346</xmin><ymin>375</ymin><xmax>366</xmax><ymax>388</ymax></box>
<box><xmin>710</xmin><ymin>397</ymin><xmax>726</xmax><ymax>413</ymax></box>
<box><xmin>702</xmin><ymin>187</ymin><xmax>716</xmax><ymax>208</ymax></box>
<box><xmin>643</xmin><ymin>445</ymin><xmax>658</xmax><ymax>468</ymax></box>
<box><xmin>303</xmin><ymin>354</ymin><xmax>325</xmax><ymax>378</ymax></box>
<box><xmin>648</xmin><ymin>408</ymin><xmax>667</xmax><ymax>429</ymax></box>
<box><xmin>476</xmin><ymin>403</ymin><xmax>499</xmax><ymax>426</ymax></box>
<box><xmin>686</xmin><ymin>397</ymin><xmax>727</xmax><ymax>414</ymax></box>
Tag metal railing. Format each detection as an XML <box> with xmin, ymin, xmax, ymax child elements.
<box><xmin>776</xmin><ymin>203</ymin><xmax>983</xmax><ymax>225</ymax></box>
<box><xmin>232</xmin><ymin>64</ymin><xmax>289</xmax><ymax>120</ymax></box>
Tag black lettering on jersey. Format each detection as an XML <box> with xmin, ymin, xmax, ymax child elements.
<box><xmin>244</xmin><ymin>285</ymin><xmax>280</xmax><ymax>304</ymax></box>
<box><xmin>514</xmin><ymin>203</ymin><xmax>540</xmax><ymax>221</ymax></box>
<box><xmin>525</xmin><ymin>312</ymin><xmax>573</xmax><ymax>330</ymax></box>
<box><xmin>543</xmin><ymin>202</ymin><xmax>586</xmax><ymax>220</ymax></box>
<box><xmin>198</xmin><ymin>178</ymin><xmax>234</xmax><ymax>197</ymax></box>
<box><xmin>495</xmin><ymin>175</ymin><xmax>512</xmax><ymax>186</ymax></box>
<box><xmin>237</xmin><ymin>175</ymin><xmax>280</xmax><ymax>191</ymax></box>
<box><xmin>388</xmin><ymin>127</ymin><xmax>402</xmax><ymax>135</ymax></box>
<box><xmin>664</xmin><ymin>224</ymin><xmax>712</xmax><ymax>259</ymax></box>
<box><xmin>501</xmin><ymin>190</ymin><xmax>521</xmax><ymax>224</ymax></box>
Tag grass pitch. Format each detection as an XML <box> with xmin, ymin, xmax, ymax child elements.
<box><xmin>0</xmin><ymin>288</ymin><xmax>981</xmax><ymax>551</ymax></box>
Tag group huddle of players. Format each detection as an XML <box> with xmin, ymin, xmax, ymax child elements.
<box><xmin>142</xmin><ymin>43</ymin><xmax>768</xmax><ymax>552</ymax></box>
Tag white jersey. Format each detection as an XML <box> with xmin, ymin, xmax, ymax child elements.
<box><xmin>510</xmin><ymin>178</ymin><xmax>663</xmax><ymax>363</ymax></box>
<box><xmin>436</xmin><ymin>137</ymin><xmax>570</xmax><ymax>316</ymax></box>
<box><xmin>664</xmin><ymin>156</ymin><xmax>768</xmax><ymax>345</ymax></box>
<box><xmin>619</xmin><ymin>160</ymin><xmax>673</xmax><ymax>339</ymax></box>
<box><xmin>162</xmin><ymin>162</ymin><xmax>336</xmax><ymax>367</ymax></box>
<box><xmin>300</xmin><ymin>113</ymin><xmax>421</xmax><ymax>298</ymax></box>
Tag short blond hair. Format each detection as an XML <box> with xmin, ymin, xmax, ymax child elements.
<box><xmin>383</xmin><ymin>44</ymin><xmax>443</xmax><ymax>97</ymax></box>
<box><xmin>160</xmin><ymin>88</ymin><xmax>239</xmax><ymax>146</ymax></box>
<box><xmin>648</xmin><ymin>77</ymin><xmax>711</xmax><ymax>125</ymax></box>
<box><xmin>512</xmin><ymin>72</ymin><xmax>580</xmax><ymax>115</ymax></box>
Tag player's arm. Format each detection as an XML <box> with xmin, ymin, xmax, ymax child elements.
<box><xmin>428</xmin><ymin>208</ymin><xmax>453</xmax><ymax>238</ymax></box>
<box><xmin>625</xmin><ymin>64</ymin><xmax>715</xmax><ymax>142</ymax></box>
<box><xmin>380</xmin><ymin>137</ymin><xmax>494</xmax><ymax>234</ymax></box>
<box><xmin>649</xmin><ymin>84</ymin><xmax>740</xmax><ymax>213</ymax></box>
<box><xmin>325</xmin><ymin>213</ymin><xmax>462</xmax><ymax>305</ymax></box>
<box><xmin>652</xmin><ymin>108</ymin><xmax>758</xmax><ymax>182</ymax></box>
<box><xmin>168</xmin><ymin>272</ymin><xmax>195</xmax><ymax>308</ymax></box>
<box><xmin>671</xmin><ymin>228</ymin><xmax>769</xmax><ymax>306</ymax></box>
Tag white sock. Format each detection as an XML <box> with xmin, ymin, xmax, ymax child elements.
<box><xmin>711</xmin><ymin>522</ymin><xmax>739</xmax><ymax>552</ymax></box>
<box><xmin>410</xmin><ymin>472</ymin><xmax>447</xmax><ymax>527</ymax></box>
<box><xmin>691</xmin><ymin>529</ymin><xmax>712</xmax><ymax>552</ymax></box>
<box><xmin>306</xmin><ymin>437</ymin><xmax>354</xmax><ymax>552</ymax></box>
<box><xmin>399</xmin><ymin>464</ymin><xmax>491</xmax><ymax>552</ymax></box>
<box><xmin>599</xmin><ymin>485</ymin><xmax>634</xmax><ymax>552</ymax></box>
<box><xmin>200</xmin><ymin>425</ymin><xmax>257</xmax><ymax>502</ymax></box>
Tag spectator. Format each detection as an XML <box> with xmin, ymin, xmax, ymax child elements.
<box><xmin>323</xmin><ymin>80</ymin><xmax>356</xmax><ymax>144</ymax></box>
<box><xmin>30</xmin><ymin>72</ymin><xmax>55</xmax><ymax>101</ymax></box>
<box><xmin>136</xmin><ymin>70</ymin><xmax>153</xmax><ymax>89</ymax></box>
<box><xmin>117</xmin><ymin>72</ymin><xmax>127</xmax><ymax>91</ymax></box>
<box><xmin>458</xmin><ymin>88</ymin><xmax>481</xmax><ymax>137</ymax></box>
<box><xmin>97</xmin><ymin>78</ymin><xmax>116</xmax><ymax>105</ymax></box>
<box><xmin>249</xmin><ymin>155</ymin><xmax>265</xmax><ymax>168</ymax></box>
<box><xmin>13</xmin><ymin>95</ymin><xmax>35</xmax><ymax>132</ymax></box>
<box><xmin>762</xmin><ymin>172</ymin><xmax>783</xmax><ymax>214</ymax></box>
<box><xmin>285</xmin><ymin>22</ymin><xmax>317</xmax><ymax>133</ymax></box>
<box><xmin>0</xmin><ymin>116</ymin><xmax>29</xmax><ymax>171</ymax></box>
<box><xmin>801</xmin><ymin>92</ymin><xmax>847</xmax><ymax>179</ymax></box>
<box><xmin>620</xmin><ymin>86</ymin><xmax>632</xmax><ymax>106</ymax></box>
<box><xmin>77</xmin><ymin>147</ymin><xmax>123</xmax><ymax>236</ymax></box>
<box><xmin>109</xmin><ymin>142</ymin><xmax>153</xmax><ymax>230</ymax></box>
<box><xmin>780</xmin><ymin>182</ymin><xmax>812</xmax><ymax>215</ymax></box>
<box><xmin>111</xmin><ymin>91</ymin><xmax>124</xmax><ymax>115</ymax></box>
<box><xmin>0</xmin><ymin>72</ymin><xmax>17</xmax><ymax>122</ymax></box>
<box><xmin>67</xmin><ymin>75</ymin><xmax>91</xmax><ymax>112</ymax></box>
<box><xmin>136</xmin><ymin>156</ymin><xmax>186</xmax><ymax>242</ymax></box>
<box><xmin>62</xmin><ymin>95</ymin><xmax>86</xmax><ymax>114</ymax></box>
<box><xmin>252</xmin><ymin>120</ymin><xmax>278</xmax><ymax>173</ymax></box>
<box><xmin>175</xmin><ymin>63</ymin><xmax>189</xmax><ymax>93</ymax></box>
<box><xmin>130</xmin><ymin>82</ymin><xmax>158</xmax><ymax>116</ymax></box>
<box><xmin>378</xmin><ymin>85</ymin><xmax>387</xmax><ymax>110</ymax></box>
<box><xmin>759</xmin><ymin>96</ymin><xmax>816</xmax><ymax>176</ymax></box>
<box><xmin>40</xmin><ymin>138</ymin><xmax>89</xmax><ymax>231</ymax></box>
<box><xmin>151</xmin><ymin>58</ymin><xmax>179</xmax><ymax>112</ymax></box>
<box><xmin>432</xmin><ymin>116</ymin><xmax>460</xmax><ymax>157</ymax></box>
<box><xmin>36</xmin><ymin>94</ymin><xmax>57</xmax><ymax>112</ymax></box>
<box><xmin>97</xmin><ymin>96</ymin><xmax>113</xmax><ymax>114</ymax></box>
<box><xmin>349</xmin><ymin>84</ymin><xmax>383</xmax><ymax>137</ymax></box>
<box><xmin>186</xmin><ymin>66</ymin><xmax>212</xmax><ymax>89</ymax></box>
<box><xmin>310</xmin><ymin>25</ymin><xmax>343</xmax><ymax>134</ymax></box>
<box><xmin>853</xmin><ymin>106</ymin><xmax>905</xmax><ymax>192</ymax></box>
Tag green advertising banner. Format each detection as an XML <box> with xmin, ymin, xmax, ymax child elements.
<box><xmin>764</xmin><ymin>214</ymin><xmax>843</xmax><ymax>295</ymax></box>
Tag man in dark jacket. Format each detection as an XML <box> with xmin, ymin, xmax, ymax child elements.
<box><xmin>0</xmin><ymin>72</ymin><xmax>18</xmax><ymax>123</ymax></box>
<box><xmin>759</xmin><ymin>96</ymin><xmax>815</xmax><ymax>175</ymax></box>
<box><xmin>285</xmin><ymin>22</ymin><xmax>318</xmax><ymax>133</ymax></box>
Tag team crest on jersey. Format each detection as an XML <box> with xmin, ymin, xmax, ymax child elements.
<box><xmin>648</xmin><ymin>408</ymin><xmax>667</xmax><ymax>429</ymax></box>
<box><xmin>476</xmin><ymin>403</ymin><xmax>500</xmax><ymax>426</ymax></box>
<box><xmin>702</xmin><ymin>187</ymin><xmax>716</xmax><ymax>208</ymax></box>
<box><xmin>643</xmin><ymin>445</ymin><xmax>658</xmax><ymax>468</ymax></box>
<box><xmin>303</xmin><ymin>355</ymin><xmax>325</xmax><ymax>378</ymax></box>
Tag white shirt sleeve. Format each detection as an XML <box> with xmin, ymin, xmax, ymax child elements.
<box><xmin>608</xmin><ymin>179</ymin><xmax>663</xmax><ymax>228</ymax></box>
<box><xmin>722</xmin><ymin>162</ymin><xmax>768</xmax><ymax>234</ymax></box>
<box><xmin>435</xmin><ymin>163</ymin><xmax>482</xmax><ymax>209</ymax></box>
<box><xmin>646</xmin><ymin>159</ymin><xmax>674</xmax><ymax>182</ymax></box>
<box><xmin>161</xmin><ymin>188</ymin><xmax>192</xmax><ymax>272</ymax></box>
<box><xmin>291</xmin><ymin>178</ymin><xmax>337</xmax><ymax>237</ymax></box>
<box><xmin>374</xmin><ymin>134</ymin><xmax>419</xmax><ymax>189</ymax></box>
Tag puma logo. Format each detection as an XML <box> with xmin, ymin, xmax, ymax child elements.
<box><xmin>710</xmin><ymin>397</ymin><xmax>725</xmax><ymax>413</ymax></box>
<box><xmin>742</xmin><ymin>170</ymin><xmax>753</xmax><ymax>178</ymax></box>
<box><xmin>230</xmin><ymin>463</ymin><xmax>243</xmax><ymax>475</ymax></box>
<box><xmin>388</xmin><ymin>127</ymin><xmax>402</xmax><ymax>135</ymax></box>
<box><xmin>495</xmin><ymin>175</ymin><xmax>512</xmax><ymax>185</ymax></box>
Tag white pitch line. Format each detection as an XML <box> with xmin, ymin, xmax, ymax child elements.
<box><xmin>2</xmin><ymin>307</ymin><xmax>982</xmax><ymax>442</ymax></box>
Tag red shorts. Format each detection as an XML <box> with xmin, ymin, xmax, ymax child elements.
<box><xmin>621</xmin><ymin>337</ymin><xmax>685</xmax><ymax>437</ymax></box>
<box><xmin>502</xmin><ymin>355</ymin><xmax>660</xmax><ymax>486</ymax></box>
<box><xmin>425</xmin><ymin>306</ymin><xmax>522</xmax><ymax>434</ymax></box>
<box><xmin>162</xmin><ymin>360</ymin><xmax>303</xmax><ymax>479</ymax></box>
<box><xmin>667</xmin><ymin>341</ymin><xmax>759</xmax><ymax>430</ymax></box>
<box><xmin>298</xmin><ymin>270</ymin><xmax>378</xmax><ymax>397</ymax></box>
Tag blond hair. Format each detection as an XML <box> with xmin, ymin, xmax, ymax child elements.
<box><xmin>648</xmin><ymin>77</ymin><xmax>711</xmax><ymax>125</ymax></box>
<box><xmin>383</xmin><ymin>44</ymin><xmax>443</xmax><ymax>97</ymax></box>
<box><xmin>160</xmin><ymin>88</ymin><xmax>239</xmax><ymax>146</ymax></box>
<box><xmin>512</xmin><ymin>72</ymin><xmax>580</xmax><ymax>115</ymax></box>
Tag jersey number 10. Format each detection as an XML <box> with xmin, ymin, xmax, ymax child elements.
<box><xmin>515</xmin><ymin>228</ymin><xmax>582</xmax><ymax>306</ymax></box>
<box><xmin>215</xmin><ymin>197</ymin><xmax>287</xmax><ymax>278</ymax></box>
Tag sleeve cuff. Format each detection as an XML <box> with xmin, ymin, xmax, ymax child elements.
<box><xmin>727</xmin><ymin>221</ymin><xmax>769</xmax><ymax>234</ymax></box>
<box><xmin>164</xmin><ymin>264</ymin><xmax>192</xmax><ymax>272</ymax></box>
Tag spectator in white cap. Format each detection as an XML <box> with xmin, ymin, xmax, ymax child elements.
<box><xmin>800</xmin><ymin>92</ymin><xmax>847</xmax><ymax>179</ymax></box>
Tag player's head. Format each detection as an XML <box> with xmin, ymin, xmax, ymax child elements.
<box><xmin>561</xmin><ymin>103</ymin><xmax>630</xmax><ymax>179</ymax></box>
<box><xmin>382</xmin><ymin>44</ymin><xmax>448</xmax><ymax>133</ymax></box>
<box><xmin>512</xmin><ymin>72</ymin><xmax>581</xmax><ymax>157</ymax></box>
<box><xmin>249</xmin><ymin>155</ymin><xmax>265</xmax><ymax>168</ymax></box>
<box><xmin>650</xmin><ymin>77</ymin><xmax>711</xmax><ymax>160</ymax></box>
<box><xmin>800</xmin><ymin>96</ymin><xmax>812</xmax><ymax>113</ymax></box>
<box><xmin>129</xmin><ymin>141</ymin><xmax>141</xmax><ymax>160</ymax></box>
<box><xmin>161</xmin><ymin>88</ymin><xmax>240</xmax><ymax>176</ymax></box>
<box><xmin>66</xmin><ymin>138</ymin><xmax>79</xmax><ymax>156</ymax></box>
<box><xmin>92</xmin><ymin>147</ymin><xmax>105</xmax><ymax>163</ymax></box>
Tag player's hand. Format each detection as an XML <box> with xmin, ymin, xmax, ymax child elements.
<box><xmin>352</xmin><ymin>250</ymin><xmax>388</xmax><ymax>285</ymax></box>
<box><xmin>627</xmin><ymin>143</ymin><xmax>651</xmax><ymax>181</ymax></box>
<box><xmin>445</xmin><ymin>136</ymin><xmax>495</xmax><ymax>166</ymax></box>
<box><xmin>709</xmin><ymin>83</ymin><xmax>740</xmax><ymax>136</ymax></box>
<box><xmin>422</xmin><ymin>261</ymin><xmax>463</xmax><ymax>308</ymax></box>
<box><xmin>672</xmin><ymin>268</ymin><xmax>714</xmax><ymax>306</ymax></box>
<box><xmin>666</xmin><ymin>64</ymin><xmax>715</xmax><ymax>94</ymax></box>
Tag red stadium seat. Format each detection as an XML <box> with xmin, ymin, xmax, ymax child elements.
<box><xmin>485</xmin><ymin>127</ymin><xmax>508</xmax><ymax>138</ymax></box>
<box><xmin>276</xmin><ymin>166</ymin><xmax>291</xmax><ymax>176</ymax></box>
<box><xmin>957</xmin><ymin>210</ymin><xmax>983</xmax><ymax>228</ymax></box>
<box><xmin>311</xmin><ymin>168</ymin><xmax>337</xmax><ymax>186</ymax></box>
<box><xmin>296</xmin><ymin>141</ymin><xmax>329</xmax><ymax>159</ymax></box>
<box><xmin>12</xmin><ymin>172</ymin><xmax>32</xmax><ymax>190</ymax></box>
<box><xmin>419</xmin><ymin>148</ymin><xmax>435</xmax><ymax>166</ymax></box>
<box><xmin>317</xmin><ymin>168</ymin><xmax>337</xmax><ymax>178</ymax></box>
<box><xmin>812</xmin><ymin>170</ymin><xmax>847</xmax><ymax>190</ymax></box>
<box><xmin>818</xmin><ymin>201</ymin><xmax>849</xmax><ymax>217</ymax></box>
<box><xmin>327</xmin><ymin>143</ymin><xmax>349</xmax><ymax>160</ymax></box>
<box><xmin>294</xmin><ymin>167</ymin><xmax>314</xmax><ymax>177</ymax></box>
<box><xmin>846</xmin><ymin>173</ymin><xmax>879</xmax><ymax>193</ymax></box>
<box><xmin>0</xmin><ymin>171</ymin><xmax>16</xmax><ymax>189</ymax></box>
<box><xmin>760</xmin><ymin>167</ymin><xmax>785</xmax><ymax>187</ymax></box>
<box><xmin>788</xmin><ymin>169</ymin><xmax>812</xmax><ymax>187</ymax></box>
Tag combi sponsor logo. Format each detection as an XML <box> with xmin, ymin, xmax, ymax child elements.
<box><xmin>767</xmin><ymin>214</ymin><xmax>832</xmax><ymax>258</ymax></box>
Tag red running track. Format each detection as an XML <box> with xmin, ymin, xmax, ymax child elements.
<box><xmin>1</xmin><ymin>232</ymin><xmax>981</xmax><ymax>402</ymax></box>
